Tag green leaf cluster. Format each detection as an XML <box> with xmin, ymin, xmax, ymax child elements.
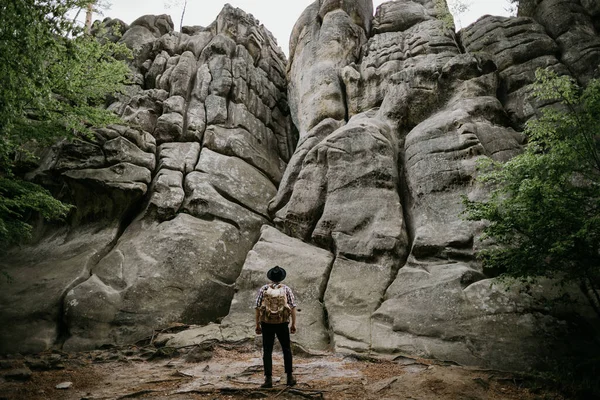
<box><xmin>0</xmin><ymin>178</ymin><xmax>72</xmax><ymax>247</ymax></box>
<box><xmin>0</xmin><ymin>0</ymin><xmax>131</xmax><ymax>251</ymax></box>
<box><xmin>463</xmin><ymin>69</ymin><xmax>600</xmax><ymax>316</ymax></box>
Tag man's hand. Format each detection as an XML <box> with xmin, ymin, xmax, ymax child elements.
<box><xmin>290</xmin><ymin>324</ymin><xmax>297</xmax><ymax>334</ymax></box>
<box><xmin>255</xmin><ymin>325</ymin><xmax>262</xmax><ymax>335</ymax></box>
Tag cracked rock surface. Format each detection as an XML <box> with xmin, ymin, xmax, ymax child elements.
<box><xmin>0</xmin><ymin>5</ymin><xmax>293</xmax><ymax>353</ymax></box>
<box><xmin>1</xmin><ymin>0</ymin><xmax>599</xmax><ymax>372</ymax></box>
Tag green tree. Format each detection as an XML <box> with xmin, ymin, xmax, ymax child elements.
<box><xmin>463</xmin><ymin>69</ymin><xmax>600</xmax><ymax>317</ymax></box>
<box><xmin>0</xmin><ymin>0</ymin><xmax>131</xmax><ymax>251</ymax></box>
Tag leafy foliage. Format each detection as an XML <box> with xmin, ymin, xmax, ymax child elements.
<box><xmin>0</xmin><ymin>0</ymin><xmax>131</xmax><ymax>250</ymax></box>
<box><xmin>0</xmin><ymin>178</ymin><xmax>72</xmax><ymax>247</ymax></box>
<box><xmin>463</xmin><ymin>69</ymin><xmax>600</xmax><ymax>317</ymax></box>
<box><xmin>435</xmin><ymin>0</ymin><xmax>471</xmax><ymax>29</ymax></box>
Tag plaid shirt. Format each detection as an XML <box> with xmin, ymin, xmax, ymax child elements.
<box><xmin>255</xmin><ymin>284</ymin><xmax>297</xmax><ymax>309</ymax></box>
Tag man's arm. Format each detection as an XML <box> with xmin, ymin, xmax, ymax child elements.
<box><xmin>255</xmin><ymin>286</ymin><xmax>265</xmax><ymax>335</ymax></box>
<box><xmin>255</xmin><ymin>308</ymin><xmax>262</xmax><ymax>335</ymax></box>
<box><xmin>290</xmin><ymin>307</ymin><xmax>297</xmax><ymax>334</ymax></box>
<box><xmin>286</xmin><ymin>286</ymin><xmax>297</xmax><ymax>334</ymax></box>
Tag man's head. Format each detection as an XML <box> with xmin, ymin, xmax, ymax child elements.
<box><xmin>267</xmin><ymin>266</ymin><xmax>286</xmax><ymax>283</ymax></box>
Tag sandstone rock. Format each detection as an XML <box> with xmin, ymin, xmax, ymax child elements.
<box><xmin>531</xmin><ymin>0</ymin><xmax>600</xmax><ymax>84</ymax></box>
<box><xmin>169</xmin><ymin>51</ymin><xmax>197</xmax><ymax>98</ymax></box>
<box><xmin>104</xmin><ymin>136</ymin><xmax>155</xmax><ymax>171</ymax></box>
<box><xmin>371</xmin><ymin>263</ymin><xmax>587</xmax><ymax>371</ymax></box>
<box><xmin>4</xmin><ymin>0</ymin><xmax>598</xmax><ymax>375</ymax></box>
<box><xmin>182</xmin><ymin>171</ymin><xmax>268</xmax><ymax>241</ymax></box>
<box><xmin>121</xmin><ymin>89</ymin><xmax>167</xmax><ymax>133</ymax></box>
<box><xmin>194</xmin><ymin>148</ymin><xmax>277</xmax><ymax>218</ymax></box>
<box><xmin>177</xmin><ymin>31</ymin><xmax>214</xmax><ymax>58</ymax></box>
<box><xmin>63</xmin><ymin>214</ymin><xmax>245</xmax><ymax>350</ymax></box>
<box><xmin>344</xmin><ymin>14</ymin><xmax>459</xmax><ymax>119</ymax></box>
<box><xmin>154</xmin><ymin>112</ymin><xmax>184</xmax><ymax>144</ymax></box>
<box><xmin>324</xmin><ymin>256</ymin><xmax>398</xmax><ymax>352</ymax></box>
<box><xmin>1</xmin><ymin>4</ymin><xmax>292</xmax><ymax>355</ymax></box>
<box><xmin>460</xmin><ymin>15</ymin><xmax>570</xmax><ymax>126</ymax></box>
<box><xmin>147</xmin><ymin>169</ymin><xmax>185</xmax><ymax>220</ymax></box>
<box><xmin>221</xmin><ymin>226</ymin><xmax>334</xmax><ymax>351</ymax></box>
<box><xmin>158</xmin><ymin>142</ymin><xmax>200</xmax><ymax>174</ymax></box>
<box><xmin>91</xmin><ymin>17</ymin><xmax>128</xmax><ymax>44</ymax></box>
<box><xmin>203</xmin><ymin>125</ymin><xmax>283</xmax><ymax>184</ymax></box>
<box><xmin>0</xmin><ymin>225</ymin><xmax>120</xmax><ymax>353</ymax></box>
<box><xmin>372</xmin><ymin>0</ymin><xmax>433</xmax><ymax>34</ymax></box>
<box><xmin>120</xmin><ymin>14</ymin><xmax>174</xmax><ymax>51</ymax></box>
<box><xmin>205</xmin><ymin>95</ymin><xmax>228</xmax><ymax>125</ymax></box>
<box><xmin>145</xmin><ymin>51</ymin><xmax>170</xmax><ymax>88</ymax></box>
<box><xmin>287</xmin><ymin>0</ymin><xmax>371</xmax><ymax>135</ymax></box>
<box><xmin>274</xmin><ymin>112</ymin><xmax>408</xmax><ymax>261</ymax></box>
<box><xmin>53</xmin><ymin>140</ymin><xmax>106</xmax><ymax>171</ymax></box>
<box><xmin>166</xmin><ymin>323</ymin><xmax>223</xmax><ymax>348</ymax></box>
<box><xmin>269</xmin><ymin>118</ymin><xmax>344</xmax><ymax>217</ymax></box>
<box><xmin>63</xmin><ymin>162</ymin><xmax>151</xmax><ymax>194</ymax></box>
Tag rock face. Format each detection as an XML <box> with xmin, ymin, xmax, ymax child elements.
<box><xmin>0</xmin><ymin>5</ymin><xmax>293</xmax><ymax>353</ymax></box>
<box><xmin>524</xmin><ymin>0</ymin><xmax>600</xmax><ymax>84</ymax></box>
<box><xmin>1</xmin><ymin>0</ymin><xmax>598</xmax><ymax>373</ymax></box>
<box><xmin>460</xmin><ymin>15</ymin><xmax>570</xmax><ymax>127</ymax></box>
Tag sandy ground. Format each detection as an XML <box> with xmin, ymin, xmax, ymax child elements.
<box><xmin>0</xmin><ymin>343</ymin><xmax>566</xmax><ymax>400</ymax></box>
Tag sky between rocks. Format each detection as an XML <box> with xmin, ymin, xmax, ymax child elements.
<box><xmin>91</xmin><ymin>0</ymin><xmax>512</xmax><ymax>55</ymax></box>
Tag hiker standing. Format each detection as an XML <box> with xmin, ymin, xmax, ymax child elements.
<box><xmin>255</xmin><ymin>266</ymin><xmax>297</xmax><ymax>388</ymax></box>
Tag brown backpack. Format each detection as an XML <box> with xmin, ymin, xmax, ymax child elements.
<box><xmin>260</xmin><ymin>284</ymin><xmax>291</xmax><ymax>324</ymax></box>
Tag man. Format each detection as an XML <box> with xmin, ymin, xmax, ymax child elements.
<box><xmin>255</xmin><ymin>266</ymin><xmax>297</xmax><ymax>388</ymax></box>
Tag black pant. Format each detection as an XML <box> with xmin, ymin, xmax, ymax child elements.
<box><xmin>261</xmin><ymin>322</ymin><xmax>292</xmax><ymax>376</ymax></box>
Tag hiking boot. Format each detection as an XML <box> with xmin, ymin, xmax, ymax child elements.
<box><xmin>260</xmin><ymin>376</ymin><xmax>273</xmax><ymax>388</ymax></box>
<box><xmin>286</xmin><ymin>373</ymin><xmax>296</xmax><ymax>386</ymax></box>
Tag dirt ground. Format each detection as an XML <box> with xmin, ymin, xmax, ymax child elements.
<box><xmin>0</xmin><ymin>343</ymin><xmax>567</xmax><ymax>400</ymax></box>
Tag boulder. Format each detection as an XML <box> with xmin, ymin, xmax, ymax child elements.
<box><xmin>0</xmin><ymin>225</ymin><xmax>120</xmax><ymax>353</ymax></box>
<box><xmin>104</xmin><ymin>136</ymin><xmax>155</xmax><ymax>171</ymax></box>
<box><xmin>157</xmin><ymin>142</ymin><xmax>201</xmax><ymax>174</ymax></box>
<box><xmin>119</xmin><ymin>14</ymin><xmax>174</xmax><ymax>51</ymax></box>
<box><xmin>203</xmin><ymin>125</ymin><xmax>283</xmax><ymax>184</ymax></box>
<box><xmin>147</xmin><ymin>169</ymin><xmax>185</xmax><ymax>220</ymax></box>
<box><xmin>372</xmin><ymin>263</ymin><xmax>591</xmax><ymax>371</ymax></box>
<box><xmin>63</xmin><ymin>214</ymin><xmax>245</xmax><ymax>350</ymax></box>
<box><xmin>194</xmin><ymin>148</ymin><xmax>277</xmax><ymax>218</ymax></box>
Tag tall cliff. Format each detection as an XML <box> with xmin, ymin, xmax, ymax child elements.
<box><xmin>0</xmin><ymin>6</ymin><xmax>293</xmax><ymax>353</ymax></box>
<box><xmin>1</xmin><ymin>0</ymin><xmax>598</xmax><ymax>372</ymax></box>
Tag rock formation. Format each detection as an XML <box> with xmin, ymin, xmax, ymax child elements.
<box><xmin>1</xmin><ymin>0</ymin><xmax>598</xmax><ymax>373</ymax></box>
<box><xmin>0</xmin><ymin>5</ymin><xmax>293</xmax><ymax>353</ymax></box>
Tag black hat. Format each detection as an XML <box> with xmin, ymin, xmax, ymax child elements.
<box><xmin>267</xmin><ymin>266</ymin><xmax>286</xmax><ymax>282</ymax></box>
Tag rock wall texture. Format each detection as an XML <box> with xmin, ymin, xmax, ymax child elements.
<box><xmin>1</xmin><ymin>0</ymin><xmax>598</xmax><ymax>372</ymax></box>
<box><xmin>0</xmin><ymin>5</ymin><xmax>294</xmax><ymax>353</ymax></box>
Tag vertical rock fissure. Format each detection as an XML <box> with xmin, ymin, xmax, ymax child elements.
<box><xmin>374</xmin><ymin>149</ymin><xmax>415</xmax><ymax>310</ymax></box>
<box><xmin>181</xmin><ymin>74</ymin><xmax>195</xmax><ymax>141</ymax></box>
<box><xmin>339</xmin><ymin>75</ymin><xmax>350</xmax><ymax>123</ymax></box>
<box><xmin>318</xmin><ymin>250</ymin><xmax>337</xmax><ymax>348</ymax></box>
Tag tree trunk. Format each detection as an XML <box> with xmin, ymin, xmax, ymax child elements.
<box><xmin>85</xmin><ymin>3</ymin><xmax>94</xmax><ymax>34</ymax></box>
<box><xmin>179</xmin><ymin>0</ymin><xmax>187</xmax><ymax>32</ymax></box>
<box><xmin>580</xmin><ymin>278</ymin><xmax>600</xmax><ymax>320</ymax></box>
